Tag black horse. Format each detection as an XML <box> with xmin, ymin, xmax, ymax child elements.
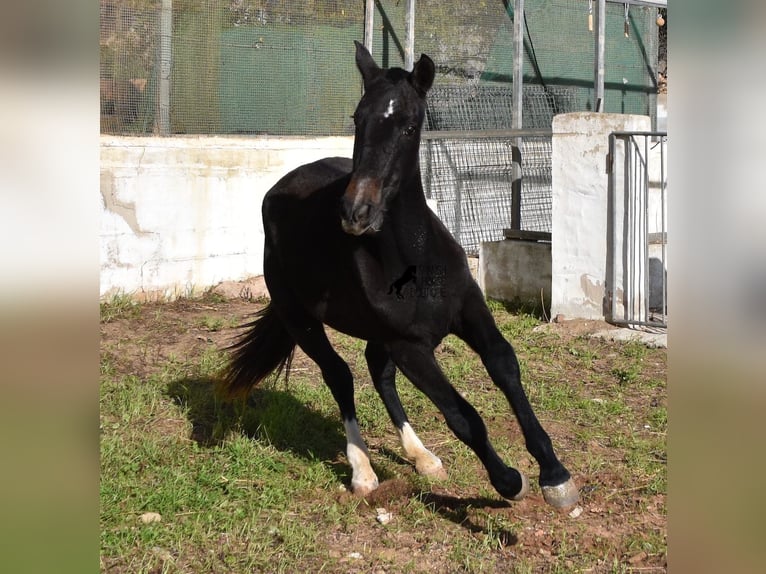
<box><xmin>222</xmin><ymin>42</ymin><xmax>578</xmax><ymax>509</ymax></box>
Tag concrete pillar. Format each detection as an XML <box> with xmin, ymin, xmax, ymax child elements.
<box><xmin>550</xmin><ymin>112</ymin><xmax>650</xmax><ymax>320</ymax></box>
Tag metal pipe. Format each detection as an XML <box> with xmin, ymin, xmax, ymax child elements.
<box><xmin>512</xmin><ymin>0</ymin><xmax>524</xmax><ymax>229</ymax></box>
<box><xmin>660</xmin><ymin>136</ymin><xmax>667</xmax><ymax>317</ymax></box>
<box><xmin>364</xmin><ymin>0</ymin><xmax>374</xmax><ymax>55</ymax></box>
<box><xmin>608</xmin><ymin>133</ymin><xmax>617</xmax><ymax>322</ymax></box>
<box><xmin>404</xmin><ymin>0</ymin><xmax>416</xmax><ymax>71</ymax></box>
<box><xmin>512</xmin><ymin>0</ymin><xmax>524</xmax><ymax>131</ymax></box>
<box><xmin>642</xmin><ymin>135</ymin><xmax>650</xmax><ymax>322</ymax></box>
<box><xmin>421</xmin><ymin>128</ymin><xmax>551</xmax><ymax>140</ymax></box>
<box><xmin>157</xmin><ymin>0</ymin><xmax>172</xmax><ymax>135</ymax></box>
<box><xmin>594</xmin><ymin>0</ymin><xmax>605</xmax><ymax>112</ymax></box>
<box><xmin>624</xmin><ymin>136</ymin><xmax>633</xmax><ymax>322</ymax></box>
<box><xmin>608</xmin><ymin>0</ymin><xmax>666</xmax><ymax>7</ymax></box>
<box><xmin>610</xmin><ymin>131</ymin><xmax>668</xmax><ymax>137</ymax></box>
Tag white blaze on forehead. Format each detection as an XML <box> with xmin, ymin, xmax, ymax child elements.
<box><xmin>383</xmin><ymin>98</ymin><xmax>396</xmax><ymax>118</ymax></box>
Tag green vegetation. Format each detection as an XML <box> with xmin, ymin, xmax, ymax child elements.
<box><xmin>100</xmin><ymin>296</ymin><xmax>666</xmax><ymax>572</ymax></box>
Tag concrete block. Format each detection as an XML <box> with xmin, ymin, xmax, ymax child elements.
<box><xmin>479</xmin><ymin>239</ymin><xmax>552</xmax><ymax>309</ymax></box>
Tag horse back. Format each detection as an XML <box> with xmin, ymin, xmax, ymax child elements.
<box><xmin>265</xmin><ymin>157</ymin><xmax>352</xmax><ymax>201</ymax></box>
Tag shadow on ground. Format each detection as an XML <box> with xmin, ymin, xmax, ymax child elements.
<box><xmin>166</xmin><ymin>376</ymin><xmax>519</xmax><ymax>543</ymax></box>
<box><xmin>166</xmin><ymin>377</ymin><xmax>346</xmax><ymax>460</ymax></box>
<box><xmin>364</xmin><ymin>477</ymin><xmax>519</xmax><ymax>544</ymax></box>
<box><xmin>421</xmin><ymin>491</ymin><xmax>518</xmax><ymax>545</ymax></box>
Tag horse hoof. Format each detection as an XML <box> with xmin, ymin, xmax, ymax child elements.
<box><xmin>419</xmin><ymin>463</ymin><xmax>448</xmax><ymax>481</ymax></box>
<box><xmin>415</xmin><ymin>455</ymin><xmax>447</xmax><ymax>480</ymax></box>
<box><xmin>430</xmin><ymin>466</ymin><xmax>448</xmax><ymax>481</ymax></box>
<box><xmin>351</xmin><ymin>476</ymin><xmax>380</xmax><ymax>497</ymax></box>
<box><xmin>511</xmin><ymin>471</ymin><xmax>529</xmax><ymax>501</ymax></box>
<box><xmin>542</xmin><ymin>478</ymin><xmax>579</xmax><ymax>509</ymax></box>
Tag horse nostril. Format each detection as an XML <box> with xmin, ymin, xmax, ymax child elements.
<box><xmin>355</xmin><ymin>203</ymin><xmax>371</xmax><ymax>222</ymax></box>
<box><xmin>341</xmin><ymin>197</ymin><xmax>372</xmax><ymax>224</ymax></box>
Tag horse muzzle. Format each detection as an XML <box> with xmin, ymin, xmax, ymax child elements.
<box><xmin>341</xmin><ymin>216</ymin><xmax>379</xmax><ymax>236</ymax></box>
<box><xmin>341</xmin><ymin>176</ymin><xmax>384</xmax><ymax>236</ymax></box>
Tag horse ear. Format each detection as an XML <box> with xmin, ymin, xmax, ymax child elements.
<box><xmin>354</xmin><ymin>40</ymin><xmax>380</xmax><ymax>87</ymax></box>
<box><xmin>410</xmin><ymin>53</ymin><xmax>435</xmax><ymax>96</ymax></box>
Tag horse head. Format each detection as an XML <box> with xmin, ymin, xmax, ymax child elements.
<box><xmin>340</xmin><ymin>41</ymin><xmax>435</xmax><ymax>236</ymax></box>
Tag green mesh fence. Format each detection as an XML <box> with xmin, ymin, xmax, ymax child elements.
<box><xmin>100</xmin><ymin>0</ymin><xmax>161</xmax><ymax>134</ymax></box>
<box><xmin>100</xmin><ymin>0</ymin><xmax>660</xmax><ymax>136</ymax></box>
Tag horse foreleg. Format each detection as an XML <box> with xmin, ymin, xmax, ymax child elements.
<box><xmin>453</xmin><ymin>290</ymin><xmax>579</xmax><ymax>509</ymax></box>
<box><xmin>365</xmin><ymin>342</ymin><xmax>446</xmax><ymax>479</ymax></box>
<box><xmin>386</xmin><ymin>340</ymin><xmax>529</xmax><ymax>501</ymax></box>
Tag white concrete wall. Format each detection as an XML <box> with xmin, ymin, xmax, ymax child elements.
<box><xmin>550</xmin><ymin>113</ymin><xmax>651</xmax><ymax>320</ymax></box>
<box><xmin>100</xmin><ymin>135</ymin><xmax>353</xmax><ymax>300</ymax></box>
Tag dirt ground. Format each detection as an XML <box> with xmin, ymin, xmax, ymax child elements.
<box><xmin>101</xmin><ymin>295</ymin><xmax>667</xmax><ymax>572</ymax></box>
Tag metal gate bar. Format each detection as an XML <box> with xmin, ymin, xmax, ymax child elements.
<box><xmin>607</xmin><ymin>131</ymin><xmax>667</xmax><ymax>328</ymax></box>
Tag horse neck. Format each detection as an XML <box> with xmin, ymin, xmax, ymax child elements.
<box><xmin>383</xmin><ymin>167</ymin><xmax>433</xmax><ymax>258</ymax></box>
<box><xmin>388</xmin><ymin>164</ymin><xmax>426</xmax><ymax>215</ymax></box>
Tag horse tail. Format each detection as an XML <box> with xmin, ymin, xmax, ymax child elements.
<box><xmin>219</xmin><ymin>303</ymin><xmax>296</xmax><ymax>399</ymax></box>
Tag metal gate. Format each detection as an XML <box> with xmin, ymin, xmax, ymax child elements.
<box><xmin>606</xmin><ymin>131</ymin><xmax>668</xmax><ymax>328</ymax></box>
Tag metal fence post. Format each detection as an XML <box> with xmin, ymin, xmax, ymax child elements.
<box><xmin>511</xmin><ymin>0</ymin><xmax>524</xmax><ymax>230</ymax></box>
<box><xmin>157</xmin><ymin>0</ymin><xmax>172</xmax><ymax>135</ymax></box>
<box><xmin>364</xmin><ymin>0</ymin><xmax>375</xmax><ymax>55</ymax></box>
<box><xmin>404</xmin><ymin>0</ymin><xmax>416</xmax><ymax>71</ymax></box>
<box><xmin>512</xmin><ymin>0</ymin><xmax>524</xmax><ymax>131</ymax></box>
<box><xmin>594</xmin><ymin>0</ymin><xmax>605</xmax><ymax>112</ymax></box>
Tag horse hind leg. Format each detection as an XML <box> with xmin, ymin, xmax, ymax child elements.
<box><xmin>342</xmin><ymin>417</ymin><xmax>379</xmax><ymax>496</ymax></box>
<box><xmin>365</xmin><ymin>342</ymin><xmax>446</xmax><ymax>479</ymax></box>
<box><xmin>275</xmin><ymin>306</ymin><xmax>379</xmax><ymax>496</ymax></box>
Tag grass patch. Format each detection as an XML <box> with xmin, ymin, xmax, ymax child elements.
<box><xmin>100</xmin><ymin>292</ymin><xmax>141</xmax><ymax>323</ymax></box>
<box><xmin>101</xmin><ymin>297</ymin><xmax>667</xmax><ymax>572</ymax></box>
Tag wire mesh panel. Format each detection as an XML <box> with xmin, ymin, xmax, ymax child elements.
<box><xmin>420</xmin><ymin>84</ymin><xmax>578</xmax><ymax>254</ymax></box>
<box><xmin>100</xmin><ymin>0</ymin><xmax>161</xmax><ymax>134</ymax></box>
<box><xmin>422</xmin><ymin>136</ymin><xmax>515</xmax><ymax>252</ymax></box>
<box><xmin>518</xmin><ymin>135</ymin><xmax>556</xmax><ymax>233</ymax></box>
<box><xmin>414</xmin><ymin>0</ymin><xmax>657</xmax><ymax>122</ymax></box>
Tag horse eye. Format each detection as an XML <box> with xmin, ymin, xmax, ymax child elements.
<box><xmin>403</xmin><ymin>125</ymin><xmax>417</xmax><ymax>136</ymax></box>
